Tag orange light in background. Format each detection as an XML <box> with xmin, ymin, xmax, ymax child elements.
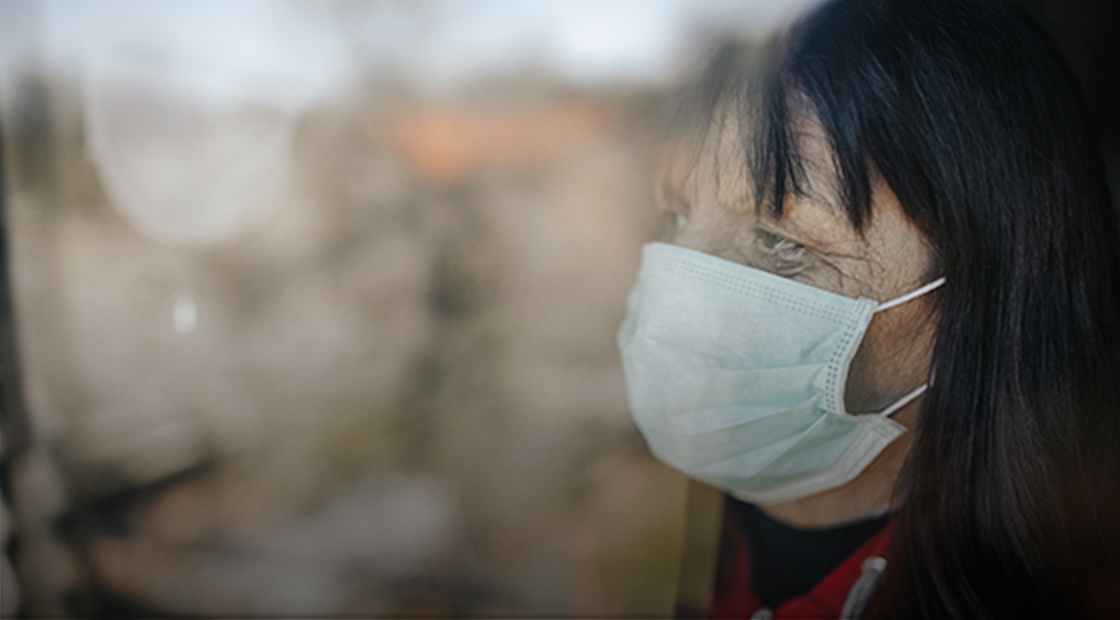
<box><xmin>384</xmin><ymin>101</ymin><xmax>615</xmax><ymax>186</ymax></box>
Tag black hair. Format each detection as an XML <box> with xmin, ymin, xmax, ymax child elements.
<box><xmin>685</xmin><ymin>0</ymin><xmax>1120</xmax><ymax>617</ymax></box>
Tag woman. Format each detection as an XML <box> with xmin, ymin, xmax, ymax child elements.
<box><xmin>618</xmin><ymin>0</ymin><xmax>1120</xmax><ymax>617</ymax></box>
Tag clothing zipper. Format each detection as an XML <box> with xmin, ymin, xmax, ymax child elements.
<box><xmin>838</xmin><ymin>555</ymin><xmax>887</xmax><ymax>620</ymax></box>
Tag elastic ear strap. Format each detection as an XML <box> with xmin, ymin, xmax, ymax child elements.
<box><xmin>878</xmin><ymin>384</ymin><xmax>928</xmax><ymax>417</ymax></box>
<box><xmin>876</xmin><ymin>277</ymin><xmax>946</xmax><ymax>312</ymax></box>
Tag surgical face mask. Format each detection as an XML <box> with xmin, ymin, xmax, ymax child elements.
<box><xmin>617</xmin><ymin>242</ymin><xmax>944</xmax><ymax>505</ymax></box>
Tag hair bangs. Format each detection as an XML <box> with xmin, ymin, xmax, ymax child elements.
<box><xmin>753</xmin><ymin>57</ymin><xmax>879</xmax><ymax>232</ymax></box>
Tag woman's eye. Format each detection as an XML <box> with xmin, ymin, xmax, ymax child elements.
<box><xmin>757</xmin><ymin>229</ymin><xmax>803</xmax><ymax>252</ymax></box>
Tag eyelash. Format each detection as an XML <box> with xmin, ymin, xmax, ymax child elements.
<box><xmin>754</xmin><ymin>228</ymin><xmax>813</xmax><ymax>277</ymax></box>
<box><xmin>757</xmin><ymin>229</ymin><xmax>804</xmax><ymax>253</ymax></box>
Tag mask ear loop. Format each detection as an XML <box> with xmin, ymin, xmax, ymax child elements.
<box><xmin>877</xmin><ymin>384</ymin><xmax>928</xmax><ymax>417</ymax></box>
<box><xmin>869</xmin><ymin>277</ymin><xmax>944</xmax><ymax>417</ymax></box>
<box><xmin>875</xmin><ymin>277</ymin><xmax>946</xmax><ymax>312</ymax></box>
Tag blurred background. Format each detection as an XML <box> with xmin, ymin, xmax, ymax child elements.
<box><xmin>0</xmin><ymin>1</ymin><xmax>816</xmax><ymax>616</ymax></box>
<box><xmin>0</xmin><ymin>0</ymin><xmax>1116</xmax><ymax>617</ymax></box>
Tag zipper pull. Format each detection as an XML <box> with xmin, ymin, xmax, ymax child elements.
<box><xmin>839</xmin><ymin>556</ymin><xmax>887</xmax><ymax>620</ymax></box>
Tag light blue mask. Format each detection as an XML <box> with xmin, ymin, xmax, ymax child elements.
<box><xmin>617</xmin><ymin>242</ymin><xmax>944</xmax><ymax>504</ymax></box>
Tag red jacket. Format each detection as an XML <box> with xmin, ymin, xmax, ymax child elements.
<box><xmin>709</xmin><ymin>501</ymin><xmax>894</xmax><ymax>620</ymax></box>
<box><xmin>707</xmin><ymin>499</ymin><xmax>1120</xmax><ymax>620</ymax></box>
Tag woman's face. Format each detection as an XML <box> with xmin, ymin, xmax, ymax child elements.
<box><xmin>659</xmin><ymin>110</ymin><xmax>938</xmax><ymax>415</ymax></box>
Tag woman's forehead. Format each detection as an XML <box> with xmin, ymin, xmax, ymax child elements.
<box><xmin>663</xmin><ymin>108</ymin><xmax>858</xmax><ymax>246</ymax></box>
<box><xmin>661</xmin><ymin>109</ymin><xmax>752</xmax><ymax>208</ymax></box>
<box><xmin>779</xmin><ymin>114</ymin><xmax>858</xmax><ymax>247</ymax></box>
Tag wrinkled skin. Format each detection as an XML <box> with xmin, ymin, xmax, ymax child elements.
<box><xmin>657</xmin><ymin>109</ymin><xmax>939</xmax><ymax>527</ymax></box>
